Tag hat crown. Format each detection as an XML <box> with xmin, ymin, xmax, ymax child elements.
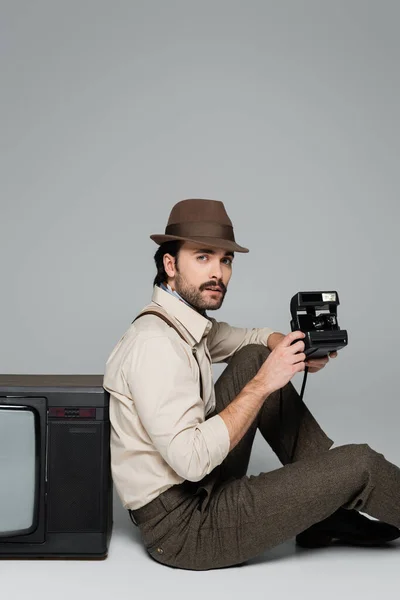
<box><xmin>149</xmin><ymin>197</ymin><xmax>249</xmax><ymax>253</ymax></box>
<box><xmin>167</xmin><ymin>199</ymin><xmax>232</xmax><ymax>226</ymax></box>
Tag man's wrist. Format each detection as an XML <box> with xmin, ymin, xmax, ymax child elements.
<box><xmin>267</xmin><ymin>332</ymin><xmax>285</xmax><ymax>351</ymax></box>
<box><xmin>248</xmin><ymin>375</ymin><xmax>273</xmax><ymax>401</ymax></box>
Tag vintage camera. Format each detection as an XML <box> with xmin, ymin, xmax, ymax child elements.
<box><xmin>290</xmin><ymin>291</ymin><xmax>348</xmax><ymax>358</ymax></box>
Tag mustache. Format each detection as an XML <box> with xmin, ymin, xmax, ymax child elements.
<box><xmin>200</xmin><ymin>281</ymin><xmax>226</xmax><ymax>293</ymax></box>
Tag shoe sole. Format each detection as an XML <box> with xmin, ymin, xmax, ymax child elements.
<box><xmin>296</xmin><ymin>533</ymin><xmax>400</xmax><ymax>549</ymax></box>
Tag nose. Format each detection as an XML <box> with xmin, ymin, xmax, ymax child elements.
<box><xmin>209</xmin><ymin>259</ymin><xmax>223</xmax><ymax>281</ymax></box>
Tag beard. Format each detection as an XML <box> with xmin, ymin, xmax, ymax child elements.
<box><xmin>174</xmin><ymin>271</ymin><xmax>226</xmax><ymax>312</ymax></box>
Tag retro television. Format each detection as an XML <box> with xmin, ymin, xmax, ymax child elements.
<box><xmin>0</xmin><ymin>374</ymin><xmax>112</xmax><ymax>559</ymax></box>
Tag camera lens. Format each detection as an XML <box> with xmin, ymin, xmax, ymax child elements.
<box><xmin>312</xmin><ymin>317</ymin><xmax>325</xmax><ymax>329</ymax></box>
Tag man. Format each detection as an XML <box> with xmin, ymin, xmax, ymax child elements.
<box><xmin>103</xmin><ymin>198</ymin><xmax>400</xmax><ymax>570</ymax></box>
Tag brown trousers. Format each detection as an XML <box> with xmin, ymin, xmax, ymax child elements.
<box><xmin>132</xmin><ymin>344</ymin><xmax>400</xmax><ymax>570</ymax></box>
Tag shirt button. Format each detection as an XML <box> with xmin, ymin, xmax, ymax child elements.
<box><xmin>157</xmin><ymin>547</ymin><xmax>164</xmax><ymax>554</ymax></box>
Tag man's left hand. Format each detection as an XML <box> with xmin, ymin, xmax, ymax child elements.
<box><xmin>305</xmin><ymin>351</ymin><xmax>338</xmax><ymax>373</ymax></box>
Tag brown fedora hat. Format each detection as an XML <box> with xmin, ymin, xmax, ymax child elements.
<box><xmin>150</xmin><ymin>199</ymin><xmax>249</xmax><ymax>253</ymax></box>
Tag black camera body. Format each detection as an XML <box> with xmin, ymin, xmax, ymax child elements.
<box><xmin>290</xmin><ymin>291</ymin><xmax>348</xmax><ymax>358</ymax></box>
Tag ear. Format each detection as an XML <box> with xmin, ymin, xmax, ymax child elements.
<box><xmin>163</xmin><ymin>253</ymin><xmax>177</xmax><ymax>278</ymax></box>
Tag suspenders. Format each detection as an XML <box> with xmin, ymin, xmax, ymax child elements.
<box><xmin>132</xmin><ymin>310</ymin><xmax>204</xmax><ymax>400</ymax></box>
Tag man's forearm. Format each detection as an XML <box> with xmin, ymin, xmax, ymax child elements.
<box><xmin>267</xmin><ymin>332</ymin><xmax>285</xmax><ymax>351</ymax></box>
<box><xmin>219</xmin><ymin>377</ymin><xmax>271</xmax><ymax>452</ymax></box>
<box><xmin>218</xmin><ymin>332</ymin><xmax>284</xmax><ymax>452</ymax></box>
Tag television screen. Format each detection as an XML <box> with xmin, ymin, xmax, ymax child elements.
<box><xmin>0</xmin><ymin>406</ymin><xmax>38</xmax><ymax>536</ymax></box>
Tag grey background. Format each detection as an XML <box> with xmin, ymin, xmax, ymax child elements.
<box><xmin>1</xmin><ymin>0</ymin><xmax>399</xmax><ymax>597</ymax></box>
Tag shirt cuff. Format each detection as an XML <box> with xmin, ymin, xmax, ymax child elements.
<box><xmin>258</xmin><ymin>327</ymin><xmax>276</xmax><ymax>347</ymax></box>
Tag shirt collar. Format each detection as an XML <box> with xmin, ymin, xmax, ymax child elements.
<box><xmin>152</xmin><ymin>285</ymin><xmax>212</xmax><ymax>344</ymax></box>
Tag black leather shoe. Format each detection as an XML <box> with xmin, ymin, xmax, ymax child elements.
<box><xmin>296</xmin><ymin>507</ymin><xmax>400</xmax><ymax>548</ymax></box>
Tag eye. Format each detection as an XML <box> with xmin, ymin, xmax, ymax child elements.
<box><xmin>222</xmin><ymin>258</ymin><xmax>232</xmax><ymax>266</ymax></box>
<box><xmin>197</xmin><ymin>255</ymin><xmax>207</xmax><ymax>261</ymax></box>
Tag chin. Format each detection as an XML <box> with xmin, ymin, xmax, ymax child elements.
<box><xmin>204</xmin><ymin>299</ymin><xmax>224</xmax><ymax>310</ymax></box>
<box><xmin>198</xmin><ymin>290</ymin><xmax>225</xmax><ymax>311</ymax></box>
<box><xmin>206</xmin><ymin>304</ymin><xmax>222</xmax><ymax>311</ymax></box>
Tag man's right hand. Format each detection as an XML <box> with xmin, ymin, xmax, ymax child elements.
<box><xmin>254</xmin><ymin>330</ymin><xmax>306</xmax><ymax>396</ymax></box>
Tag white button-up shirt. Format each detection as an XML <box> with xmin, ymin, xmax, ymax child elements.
<box><xmin>103</xmin><ymin>285</ymin><xmax>275</xmax><ymax>510</ymax></box>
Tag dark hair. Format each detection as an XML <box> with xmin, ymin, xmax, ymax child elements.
<box><xmin>153</xmin><ymin>240</ymin><xmax>183</xmax><ymax>287</ymax></box>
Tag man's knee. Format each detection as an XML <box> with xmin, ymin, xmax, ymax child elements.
<box><xmin>333</xmin><ymin>442</ymin><xmax>380</xmax><ymax>473</ymax></box>
<box><xmin>223</xmin><ymin>344</ymin><xmax>271</xmax><ymax>383</ymax></box>
<box><xmin>234</xmin><ymin>344</ymin><xmax>271</xmax><ymax>361</ymax></box>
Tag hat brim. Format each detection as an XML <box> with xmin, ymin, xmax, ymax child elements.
<box><xmin>150</xmin><ymin>234</ymin><xmax>249</xmax><ymax>253</ymax></box>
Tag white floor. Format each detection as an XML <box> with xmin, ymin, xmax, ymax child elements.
<box><xmin>2</xmin><ymin>434</ymin><xmax>400</xmax><ymax>600</ymax></box>
<box><xmin>1</xmin><ymin>499</ymin><xmax>399</xmax><ymax>600</ymax></box>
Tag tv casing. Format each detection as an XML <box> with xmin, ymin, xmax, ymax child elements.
<box><xmin>0</xmin><ymin>375</ymin><xmax>112</xmax><ymax>559</ymax></box>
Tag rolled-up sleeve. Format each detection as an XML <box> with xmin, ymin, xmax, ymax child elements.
<box><xmin>206</xmin><ymin>319</ymin><xmax>276</xmax><ymax>363</ymax></box>
<box><xmin>123</xmin><ymin>334</ymin><xmax>230</xmax><ymax>482</ymax></box>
